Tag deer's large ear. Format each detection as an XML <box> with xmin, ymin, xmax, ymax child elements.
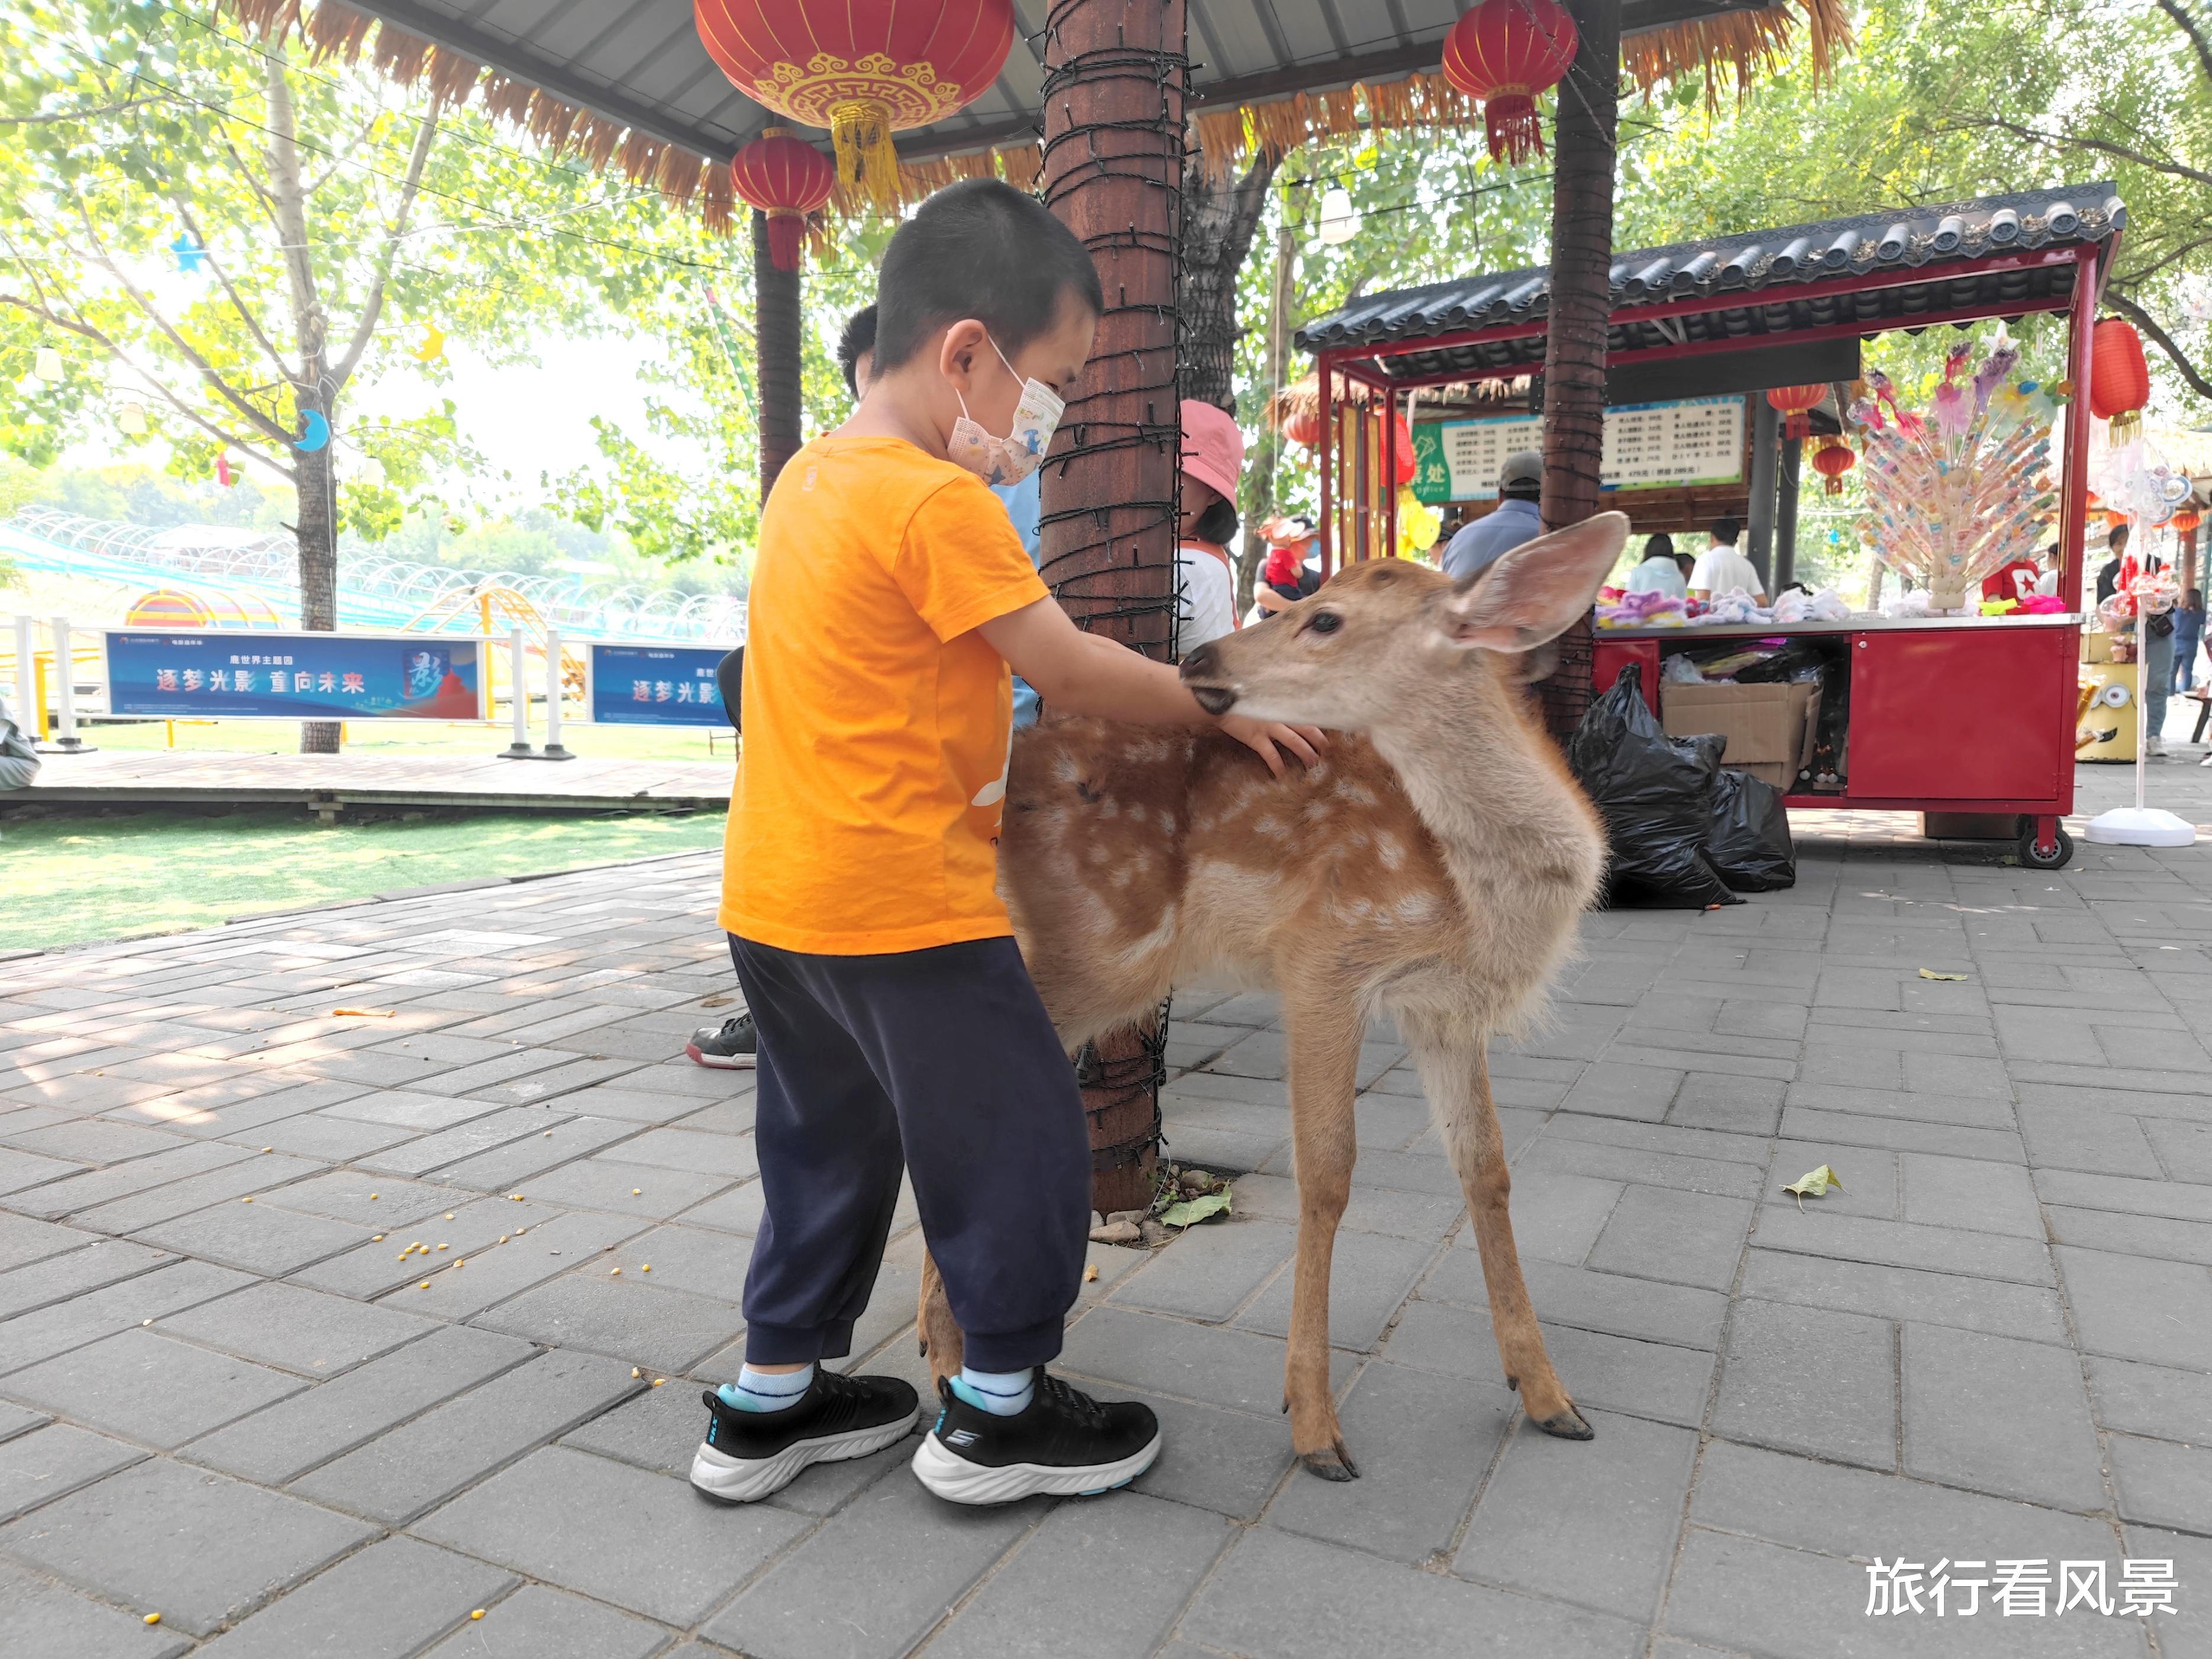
<box><xmin>1441</xmin><ymin>511</ymin><xmax>1629</xmax><ymax>653</ymax></box>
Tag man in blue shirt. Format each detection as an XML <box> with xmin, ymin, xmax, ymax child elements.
<box><xmin>1441</xmin><ymin>449</ymin><xmax>1544</xmax><ymax>585</ymax></box>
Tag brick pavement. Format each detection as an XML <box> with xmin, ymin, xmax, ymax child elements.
<box><xmin>2</xmin><ymin>763</ymin><xmax>2210</xmax><ymax>1657</ymax></box>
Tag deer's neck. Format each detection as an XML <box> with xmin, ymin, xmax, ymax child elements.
<box><xmin>1367</xmin><ymin>673</ymin><xmax>1599</xmax><ymax>896</ymax></box>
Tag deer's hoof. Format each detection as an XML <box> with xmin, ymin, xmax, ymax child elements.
<box><xmin>1533</xmin><ymin>1404</ymin><xmax>1595</xmax><ymax>1441</ymax></box>
<box><xmin>1299</xmin><ymin>1445</ymin><xmax>1360</xmax><ymax>1482</ymax></box>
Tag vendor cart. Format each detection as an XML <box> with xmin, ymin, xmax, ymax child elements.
<box><xmin>1293</xmin><ymin>184</ymin><xmax>2127</xmax><ymax>869</ymax></box>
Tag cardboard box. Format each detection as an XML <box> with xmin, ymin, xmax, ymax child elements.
<box><xmin>1661</xmin><ymin>680</ymin><xmax>1818</xmax><ymax>790</ymax></box>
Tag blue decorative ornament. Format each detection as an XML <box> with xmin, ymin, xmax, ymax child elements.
<box><xmin>171</xmin><ymin>233</ymin><xmax>206</xmax><ymax>273</ymax></box>
<box><xmin>295</xmin><ymin>409</ymin><xmax>330</xmax><ymax>453</ymax></box>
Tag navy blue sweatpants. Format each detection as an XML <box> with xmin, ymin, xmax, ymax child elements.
<box><xmin>728</xmin><ymin>934</ymin><xmax>1090</xmax><ymax>1373</ymax></box>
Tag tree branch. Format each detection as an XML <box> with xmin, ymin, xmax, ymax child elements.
<box><xmin>2104</xmin><ymin>289</ymin><xmax>2212</xmax><ymax>402</ymax></box>
<box><xmin>69</xmin><ymin>199</ymin><xmax>296</xmax><ymax>443</ymax></box>
<box><xmin>2156</xmin><ymin>0</ymin><xmax>2212</xmax><ymax>86</ymax></box>
<box><xmin>0</xmin><ymin>293</ymin><xmax>295</xmax><ymax>475</ymax></box>
<box><xmin>333</xmin><ymin>100</ymin><xmax>440</xmax><ymax>390</ymax></box>
<box><xmin>305</xmin><ymin>110</ymin><xmax>384</xmax><ymax>196</ymax></box>
<box><xmin>169</xmin><ymin>198</ymin><xmax>292</xmax><ymax>380</ymax></box>
<box><xmin>0</xmin><ymin>92</ymin><xmax>175</xmax><ymax>125</ymax></box>
<box><xmin>263</xmin><ymin>47</ymin><xmax>327</xmax><ymax>386</ymax></box>
<box><xmin>1944</xmin><ymin>109</ymin><xmax>2212</xmax><ymax>192</ymax></box>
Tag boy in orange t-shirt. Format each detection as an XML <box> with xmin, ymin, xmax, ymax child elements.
<box><xmin>690</xmin><ymin>180</ymin><xmax>1321</xmax><ymax>1509</ymax></box>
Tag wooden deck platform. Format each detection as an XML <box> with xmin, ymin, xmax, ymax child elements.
<box><xmin>4</xmin><ymin>748</ymin><xmax>731</xmax><ymax>818</ymax></box>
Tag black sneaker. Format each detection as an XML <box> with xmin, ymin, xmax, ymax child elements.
<box><xmin>686</xmin><ymin>1011</ymin><xmax>757</xmax><ymax>1070</ymax></box>
<box><xmin>690</xmin><ymin>1371</ymin><xmax>919</xmax><ymax>1502</ymax></box>
<box><xmin>911</xmin><ymin>1371</ymin><xmax>1161</xmax><ymax>1505</ymax></box>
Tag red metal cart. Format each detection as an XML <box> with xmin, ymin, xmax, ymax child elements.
<box><xmin>1294</xmin><ymin>185</ymin><xmax>2126</xmax><ymax>869</ymax></box>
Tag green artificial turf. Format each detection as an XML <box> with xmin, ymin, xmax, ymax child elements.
<box><xmin>1</xmin><ymin>806</ymin><xmax>725</xmax><ymax>951</ymax></box>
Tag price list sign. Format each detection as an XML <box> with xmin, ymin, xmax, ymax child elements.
<box><xmin>1412</xmin><ymin>396</ymin><xmax>1745</xmax><ymax>502</ymax></box>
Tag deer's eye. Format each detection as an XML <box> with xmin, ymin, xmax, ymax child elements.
<box><xmin>1306</xmin><ymin>611</ymin><xmax>1342</xmax><ymax>635</ymax></box>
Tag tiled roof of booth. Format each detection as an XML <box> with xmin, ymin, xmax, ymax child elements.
<box><xmin>1294</xmin><ymin>183</ymin><xmax>2124</xmax><ymax>378</ymax></box>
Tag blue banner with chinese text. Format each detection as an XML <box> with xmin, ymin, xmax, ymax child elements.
<box><xmin>586</xmin><ymin>643</ymin><xmax>728</xmax><ymax>727</ymax></box>
<box><xmin>105</xmin><ymin>631</ymin><xmax>483</xmax><ymax>721</ymax></box>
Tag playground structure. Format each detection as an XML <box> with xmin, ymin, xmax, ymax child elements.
<box><xmin>4</xmin><ymin>509</ymin><xmax>748</xmax><ymax>644</ymax></box>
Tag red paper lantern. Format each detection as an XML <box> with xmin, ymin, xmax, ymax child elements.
<box><xmin>731</xmin><ymin>128</ymin><xmax>837</xmax><ymax>270</ymax></box>
<box><xmin>1809</xmin><ymin>438</ymin><xmax>1855</xmax><ymax>496</ymax></box>
<box><xmin>1392</xmin><ymin>413</ymin><xmax>1416</xmax><ymax>487</ymax></box>
<box><xmin>2088</xmin><ymin>317</ymin><xmax>2150</xmax><ymax>443</ymax></box>
<box><xmin>2173</xmin><ymin>508</ymin><xmax>2203</xmax><ymax>534</ymax></box>
<box><xmin>695</xmin><ymin>1</ymin><xmax>1014</xmax><ymax>209</ymax></box>
<box><xmin>1281</xmin><ymin>407</ymin><xmax>1321</xmax><ymax>449</ymax></box>
<box><xmin>1766</xmin><ymin>383</ymin><xmax>1826</xmax><ymax>443</ymax></box>
<box><xmin>1441</xmin><ymin>0</ymin><xmax>1580</xmax><ymax>166</ymax></box>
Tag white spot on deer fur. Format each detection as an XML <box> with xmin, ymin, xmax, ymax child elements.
<box><xmin>1118</xmin><ymin>904</ymin><xmax>1178</xmax><ymax>968</ymax></box>
<box><xmin>1394</xmin><ymin>892</ymin><xmax>1438</xmax><ymax>924</ymax></box>
<box><xmin>1053</xmin><ymin>756</ymin><xmax>1080</xmax><ymax>784</ymax></box>
<box><xmin>1375</xmin><ymin>834</ymin><xmax>1406</xmax><ymax>870</ymax></box>
<box><xmin>1254</xmin><ymin>815</ymin><xmax>1287</xmax><ymax>839</ymax></box>
<box><xmin>1337</xmin><ymin>781</ymin><xmax>1378</xmax><ymax>806</ymax></box>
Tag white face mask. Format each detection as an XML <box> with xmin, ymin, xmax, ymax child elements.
<box><xmin>947</xmin><ymin>335</ymin><xmax>1064</xmax><ymax>488</ymax></box>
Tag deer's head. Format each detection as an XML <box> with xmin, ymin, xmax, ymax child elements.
<box><xmin>1181</xmin><ymin>511</ymin><xmax>1629</xmax><ymax>730</ymax></box>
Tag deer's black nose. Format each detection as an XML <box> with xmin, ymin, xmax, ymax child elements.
<box><xmin>1180</xmin><ymin>641</ymin><xmax>1222</xmax><ymax>682</ymax></box>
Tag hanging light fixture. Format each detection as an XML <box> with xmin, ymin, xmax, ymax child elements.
<box><xmin>1317</xmin><ymin>186</ymin><xmax>1358</xmax><ymax>246</ymax></box>
<box><xmin>33</xmin><ymin>347</ymin><xmax>63</xmax><ymax>383</ymax></box>
<box><xmin>118</xmin><ymin>402</ymin><xmax>148</xmax><ymax>437</ymax></box>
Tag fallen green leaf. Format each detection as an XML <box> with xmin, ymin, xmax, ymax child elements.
<box><xmin>1918</xmin><ymin>969</ymin><xmax>1970</xmax><ymax>982</ymax></box>
<box><xmin>1783</xmin><ymin>1164</ymin><xmax>1844</xmax><ymax>1209</ymax></box>
<box><xmin>1159</xmin><ymin>1192</ymin><xmax>1232</xmax><ymax>1230</ymax></box>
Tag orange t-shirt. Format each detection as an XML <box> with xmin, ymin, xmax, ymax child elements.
<box><xmin>718</xmin><ymin>437</ymin><xmax>1049</xmax><ymax>955</ymax></box>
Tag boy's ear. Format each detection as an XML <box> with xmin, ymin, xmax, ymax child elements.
<box><xmin>935</xmin><ymin>319</ymin><xmax>988</xmax><ymax>388</ymax></box>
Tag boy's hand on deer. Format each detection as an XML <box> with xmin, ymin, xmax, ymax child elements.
<box><xmin>1218</xmin><ymin>713</ymin><xmax>1326</xmax><ymax>776</ymax></box>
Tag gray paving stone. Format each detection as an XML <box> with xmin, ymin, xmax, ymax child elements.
<box><xmin>0</xmin><ymin>1257</ymin><xmax>254</xmax><ymax>1376</ymax></box>
<box><xmin>6</xmin><ymin>1139</ymin><xmax>254</xmax><ymax>1219</ymax></box>
<box><xmin>1585</xmin><ymin>1183</ymin><xmax>1754</xmax><ymax>1292</ymax></box>
<box><xmin>2121</xmin><ymin>1525</ymin><xmax>2211</xmax><ymax>1659</ymax></box>
<box><xmin>501</xmin><ymin>1154</ymin><xmax>737</xmax><ymax>1219</ymax></box>
<box><xmin>1898</xmin><ymin>1151</ymin><xmax>2045</xmax><ymax>1237</ymax></box>
<box><xmin>1233</xmin><ymin>1227</ymin><xmax>1434</xmax><ymax>1350</ymax></box>
<box><xmin>66</xmin><ymin>1151</ymin><xmax>326</xmax><ymax>1235</ymax></box>
<box><xmin>260</xmin><ymin>1170</ymin><xmax>462</xmax><ymax>1226</ymax></box>
<box><xmin>0</xmin><ymin>1399</ymin><xmax>44</xmax><ymax>1442</ymax></box>
<box><xmin>1900</xmin><ymin>1323</ymin><xmax>2107</xmax><ymax>1511</ymax></box>
<box><xmin>925</xmin><ymin>1492</ymin><xmax>1231</xmax><ymax>1659</ymax></box>
<box><xmin>130</xmin><ymin>1196</ymin><xmax>367</xmax><ymax>1276</ymax></box>
<box><xmin>194</xmin><ymin>1533</ymin><xmax>516</xmax><ymax>1659</ymax></box>
<box><xmin>404</xmin><ymin>1206</ymin><xmax>651</xmax><ymax>1319</ymax></box>
<box><xmin>1426</xmin><ymin>1251</ymin><xmax>1729</xmax><ymax>1350</ymax></box>
<box><xmin>2110</xmin><ymin>1432</ymin><xmax>2212</xmax><ymax>1534</ymax></box>
<box><xmin>2085</xmin><ymin>1355</ymin><xmax>2212</xmax><ymax>1445</ymax></box>
<box><xmin>1712</xmin><ymin>1297</ymin><xmax>1897</xmax><ymax>1470</ymax></box>
<box><xmin>0</xmin><ymin>1456</ymin><xmax>375</xmax><ymax>1637</ymax></box>
<box><xmin>1382</xmin><ymin>1297</ymin><xmax>1716</xmax><ymax>1428</ymax></box>
<box><xmin>1219</xmin><ymin>1171</ymin><xmax>1464</xmax><ymax>1241</ymax></box>
<box><xmin>701</xmin><ymin>1474</ymin><xmax>1044</xmax><ymax>1659</ymax></box>
<box><xmin>2057</xmin><ymin>1245</ymin><xmax>2212</xmax><ymax>1370</ymax></box>
<box><xmin>160</xmin><ymin>1279</ymin><xmax>441</xmax><ymax>1376</ymax></box>
<box><xmin>291</xmin><ymin>1348</ymin><xmax>641</xmax><ymax>1523</ymax></box>
<box><xmin>2037</xmin><ymin>1167</ymin><xmax>2212</xmax><ymax>1225</ymax></box>
<box><xmin>1478</xmin><ymin>1168</ymin><xmax>1624</xmax><ymax>1264</ymax></box>
<box><xmin>1456</xmin><ymin>1406</ymin><xmax>1697</xmax><ymax>1622</ymax></box>
<box><xmin>1116</xmin><ymin>1388</ymin><xmax>1297</xmax><ymax>1521</ymax></box>
<box><xmin>354</xmin><ymin>1106</ymin><xmax>566</xmax><ymax>1176</ymax></box>
<box><xmin>1751</xmin><ymin>1205</ymin><xmax>2054</xmax><ymax>1285</ymax></box>
<box><xmin>0</xmin><ymin>1211</ymin><xmax>100</xmax><ymax>1273</ymax></box>
<box><xmin>182</xmin><ymin>1325</ymin><xmax>534</xmax><ymax>1484</ymax></box>
<box><xmin>2050</xmin><ymin>1205</ymin><xmax>2212</xmax><ymax>1266</ymax></box>
<box><xmin>285</xmin><ymin>1194</ymin><xmax>572</xmax><ymax>1300</ymax></box>
<box><xmin>416</xmin><ymin>1443</ymin><xmax>806</xmax><ymax>1626</ymax></box>
<box><xmin>421</xmin><ymin>1583</ymin><xmax>671</xmax><ymax>1659</ymax></box>
<box><xmin>1110</xmin><ymin>1219</ymin><xmax>1294</xmax><ymax>1322</ymax></box>
<box><xmin>470</xmin><ymin>1270</ymin><xmax>745</xmax><ymax>1373</ymax></box>
<box><xmin>0</xmin><ymin>1422</ymin><xmax>144</xmax><ymax>1522</ymax></box>
<box><xmin>1519</xmin><ymin>1135</ymin><xmax>1766</xmax><ymax>1200</ymax></box>
<box><xmin>1667</xmin><ymin>1070</ymin><xmax>1785</xmax><ymax>1135</ymax></box>
<box><xmin>1057</xmin><ymin>1306</ymin><xmax>1352</xmax><ymax>1418</ymax></box>
<box><xmin>2018</xmin><ymin>1100</ymin><xmax>2166</xmax><ymax>1177</ymax></box>
<box><xmin>322</xmin><ymin>1089</ymin><xmax>511</xmax><ymax>1131</ymax></box>
<box><xmin>3</xmin><ymin>1116</ymin><xmax>193</xmax><ymax>1166</ymax></box>
<box><xmin>1741</xmin><ymin>1248</ymin><xmax>2069</xmax><ymax>1345</ymax></box>
<box><xmin>0</xmin><ymin>1145</ymin><xmax>88</xmax><ymax>1196</ymax></box>
<box><xmin>592</xmin><ymin>1221</ymin><xmax>747</xmax><ymax>1301</ymax></box>
<box><xmin>1267</xmin><ymin>1360</ymin><xmax>1514</xmax><ymax>1564</ymax></box>
<box><xmin>427</xmin><ymin>1113</ymin><xmax>647</xmax><ymax>1190</ymax></box>
<box><xmin>1</xmin><ymin>1326</ymin><xmax>305</xmax><ymax>1448</ymax></box>
<box><xmin>1180</xmin><ymin>1525</ymin><xmax>1644</xmax><ymax>1659</ymax></box>
<box><xmin>0</xmin><ymin>1236</ymin><xmax>177</xmax><ymax>1320</ymax></box>
<box><xmin>232</xmin><ymin>1109</ymin><xmax>421</xmax><ymax>1161</ymax></box>
<box><xmin>0</xmin><ymin>1555</ymin><xmax>190</xmax><ymax>1659</ymax></box>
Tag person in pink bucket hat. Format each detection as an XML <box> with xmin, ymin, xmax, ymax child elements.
<box><xmin>1176</xmin><ymin>399</ymin><xmax>1245</xmax><ymax>648</ymax></box>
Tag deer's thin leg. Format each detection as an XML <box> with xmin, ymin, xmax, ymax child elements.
<box><xmin>1283</xmin><ymin>993</ymin><xmax>1365</xmax><ymax>1479</ymax></box>
<box><xmin>1417</xmin><ymin>1034</ymin><xmax>1591</xmax><ymax>1440</ymax></box>
<box><xmin>916</xmin><ymin>1251</ymin><xmax>963</xmax><ymax>1383</ymax></box>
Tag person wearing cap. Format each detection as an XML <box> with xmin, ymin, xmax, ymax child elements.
<box><xmin>1176</xmin><ymin>400</ymin><xmax>1244</xmax><ymax>650</ymax></box>
<box><xmin>1440</xmin><ymin>449</ymin><xmax>1545</xmax><ymax>585</ymax></box>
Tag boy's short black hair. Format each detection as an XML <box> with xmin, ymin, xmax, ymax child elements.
<box><xmin>1192</xmin><ymin>497</ymin><xmax>1240</xmax><ymax>544</ymax></box>
<box><xmin>1710</xmin><ymin>517</ymin><xmax>1742</xmax><ymax>545</ymax></box>
<box><xmin>874</xmin><ymin>180</ymin><xmax>1103</xmax><ymax>376</ymax></box>
<box><xmin>837</xmin><ymin>304</ymin><xmax>877</xmax><ymax>398</ymax></box>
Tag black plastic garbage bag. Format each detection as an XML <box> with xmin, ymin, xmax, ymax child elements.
<box><xmin>1568</xmin><ymin>665</ymin><xmax>1740</xmax><ymax>908</ymax></box>
<box><xmin>1707</xmin><ymin>767</ymin><xmax>1796</xmax><ymax>891</ymax></box>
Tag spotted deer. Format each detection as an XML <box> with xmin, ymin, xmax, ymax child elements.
<box><xmin>918</xmin><ymin>510</ymin><xmax>1630</xmax><ymax>1479</ymax></box>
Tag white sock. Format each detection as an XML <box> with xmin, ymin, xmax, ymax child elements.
<box><xmin>719</xmin><ymin>1363</ymin><xmax>813</xmax><ymax>1413</ymax></box>
<box><xmin>951</xmin><ymin>1366</ymin><xmax>1035</xmax><ymax>1416</ymax></box>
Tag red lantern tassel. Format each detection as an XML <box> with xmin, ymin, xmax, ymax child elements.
<box><xmin>1785</xmin><ymin>414</ymin><xmax>1810</xmax><ymax>441</ymax></box>
<box><xmin>763</xmin><ymin>211</ymin><xmax>803</xmax><ymax>272</ymax></box>
<box><xmin>1482</xmin><ymin>94</ymin><xmax>1546</xmax><ymax>165</ymax></box>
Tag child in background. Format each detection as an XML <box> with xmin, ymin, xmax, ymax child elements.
<box><xmin>2174</xmin><ymin>588</ymin><xmax>2205</xmax><ymax>695</ymax></box>
<box><xmin>693</xmin><ymin>179</ymin><xmax>1322</xmax><ymax>1509</ymax></box>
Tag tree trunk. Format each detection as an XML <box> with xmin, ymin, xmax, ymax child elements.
<box><xmin>1533</xmin><ymin>0</ymin><xmax>1621</xmax><ymax>744</ymax></box>
<box><xmin>1040</xmin><ymin>0</ymin><xmax>1187</xmax><ymax>1217</ymax></box>
<box><xmin>752</xmin><ymin>209</ymin><xmax>804</xmax><ymax>499</ymax></box>
<box><xmin>293</xmin><ymin>410</ymin><xmax>340</xmax><ymax>750</ymax></box>
<box><xmin>1177</xmin><ymin>147</ymin><xmax>1280</xmax><ymax>415</ymax></box>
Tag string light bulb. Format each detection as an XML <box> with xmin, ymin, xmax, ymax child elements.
<box><xmin>1317</xmin><ymin>186</ymin><xmax>1358</xmax><ymax>247</ymax></box>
